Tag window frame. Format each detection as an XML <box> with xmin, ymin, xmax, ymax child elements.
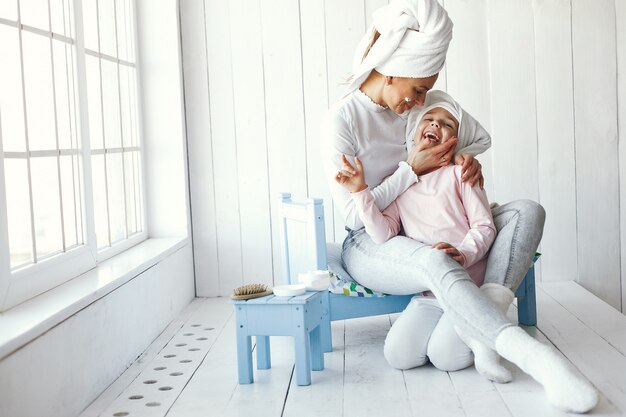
<box><xmin>0</xmin><ymin>0</ymin><xmax>148</xmax><ymax>312</ymax></box>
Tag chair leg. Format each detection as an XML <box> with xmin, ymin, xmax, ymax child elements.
<box><xmin>321</xmin><ymin>291</ymin><xmax>332</xmax><ymax>352</ymax></box>
<box><xmin>256</xmin><ymin>336</ymin><xmax>271</xmax><ymax>369</ymax></box>
<box><xmin>310</xmin><ymin>325</ymin><xmax>324</xmax><ymax>371</ymax></box>
<box><xmin>517</xmin><ymin>267</ymin><xmax>537</xmax><ymax>326</ymax></box>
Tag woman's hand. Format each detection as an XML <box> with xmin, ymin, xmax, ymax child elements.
<box><xmin>406</xmin><ymin>137</ymin><xmax>457</xmax><ymax>176</ymax></box>
<box><xmin>432</xmin><ymin>242</ymin><xmax>466</xmax><ymax>265</ymax></box>
<box><xmin>335</xmin><ymin>154</ymin><xmax>367</xmax><ymax>193</ymax></box>
<box><xmin>453</xmin><ymin>153</ymin><xmax>484</xmax><ymax>189</ymax></box>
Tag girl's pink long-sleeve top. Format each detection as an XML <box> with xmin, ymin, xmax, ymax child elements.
<box><xmin>351</xmin><ymin>165</ymin><xmax>496</xmax><ymax>286</ymax></box>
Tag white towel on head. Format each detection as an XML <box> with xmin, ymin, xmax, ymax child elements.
<box><xmin>345</xmin><ymin>0</ymin><xmax>453</xmax><ymax>96</ymax></box>
<box><xmin>406</xmin><ymin>90</ymin><xmax>492</xmax><ymax>156</ymax></box>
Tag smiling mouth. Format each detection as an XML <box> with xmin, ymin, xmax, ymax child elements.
<box><xmin>423</xmin><ymin>132</ymin><xmax>440</xmax><ymax>143</ymax></box>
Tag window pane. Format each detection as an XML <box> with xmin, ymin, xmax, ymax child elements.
<box><xmin>91</xmin><ymin>153</ymin><xmax>109</xmax><ymax>248</ymax></box>
<box><xmin>134</xmin><ymin>151</ymin><xmax>143</xmax><ymax>230</ymax></box>
<box><xmin>4</xmin><ymin>158</ymin><xmax>33</xmax><ymax>268</ymax></box>
<box><xmin>123</xmin><ymin>151</ymin><xmax>137</xmax><ymax>234</ymax></box>
<box><xmin>85</xmin><ymin>54</ymin><xmax>104</xmax><ymax>150</ymax></box>
<box><xmin>82</xmin><ymin>0</ymin><xmax>98</xmax><ymax>52</ymax></box>
<box><xmin>30</xmin><ymin>156</ymin><xmax>63</xmax><ymax>260</ymax></box>
<box><xmin>124</xmin><ymin>0</ymin><xmax>135</xmax><ymax>61</ymax></box>
<box><xmin>119</xmin><ymin>65</ymin><xmax>133</xmax><ymax>147</ymax></box>
<box><xmin>128</xmin><ymin>68</ymin><xmax>138</xmax><ymax>147</ymax></box>
<box><xmin>50</xmin><ymin>0</ymin><xmax>74</xmax><ymax>37</ymax></box>
<box><xmin>101</xmin><ymin>59</ymin><xmax>121</xmax><ymax>148</ymax></box>
<box><xmin>107</xmin><ymin>152</ymin><xmax>125</xmax><ymax>244</ymax></box>
<box><xmin>22</xmin><ymin>31</ymin><xmax>56</xmax><ymax>151</ymax></box>
<box><xmin>19</xmin><ymin>0</ymin><xmax>49</xmax><ymax>30</ymax></box>
<box><xmin>115</xmin><ymin>0</ymin><xmax>128</xmax><ymax>61</ymax></box>
<box><xmin>0</xmin><ymin>25</ymin><xmax>26</xmax><ymax>152</ymax></box>
<box><xmin>53</xmin><ymin>40</ymin><xmax>75</xmax><ymax>150</ymax></box>
<box><xmin>0</xmin><ymin>0</ymin><xmax>18</xmax><ymax>21</ymax></box>
<box><xmin>98</xmin><ymin>0</ymin><xmax>117</xmax><ymax>57</ymax></box>
<box><xmin>60</xmin><ymin>155</ymin><xmax>82</xmax><ymax>248</ymax></box>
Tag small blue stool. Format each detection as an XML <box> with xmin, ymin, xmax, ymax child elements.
<box><xmin>230</xmin><ymin>291</ymin><xmax>325</xmax><ymax>386</ymax></box>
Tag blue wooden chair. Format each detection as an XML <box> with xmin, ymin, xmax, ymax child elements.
<box><xmin>277</xmin><ymin>192</ymin><xmax>538</xmax><ymax>353</ymax></box>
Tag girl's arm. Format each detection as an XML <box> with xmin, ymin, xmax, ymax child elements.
<box><xmin>454</xmin><ymin>166</ymin><xmax>497</xmax><ymax>267</ymax></box>
<box><xmin>350</xmin><ymin>188</ymin><xmax>402</xmax><ymax>244</ymax></box>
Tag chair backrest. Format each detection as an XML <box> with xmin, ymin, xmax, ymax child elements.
<box><xmin>277</xmin><ymin>193</ymin><xmax>328</xmax><ymax>284</ymax></box>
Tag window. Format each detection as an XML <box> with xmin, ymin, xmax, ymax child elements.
<box><xmin>0</xmin><ymin>0</ymin><xmax>145</xmax><ymax>311</ymax></box>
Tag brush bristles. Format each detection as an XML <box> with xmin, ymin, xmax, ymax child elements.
<box><xmin>233</xmin><ymin>283</ymin><xmax>268</xmax><ymax>296</ymax></box>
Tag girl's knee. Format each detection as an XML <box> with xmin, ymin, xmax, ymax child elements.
<box><xmin>428</xmin><ymin>349</ymin><xmax>473</xmax><ymax>372</ymax></box>
<box><xmin>384</xmin><ymin>345</ymin><xmax>428</xmax><ymax>370</ymax></box>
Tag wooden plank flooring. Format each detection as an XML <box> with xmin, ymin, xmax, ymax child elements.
<box><xmin>80</xmin><ymin>282</ymin><xmax>626</xmax><ymax>417</ymax></box>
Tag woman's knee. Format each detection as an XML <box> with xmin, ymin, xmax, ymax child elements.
<box><xmin>519</xmin><ymin>199</ymin><xmax>546</xmax><ymax>226</ymax></box>
<box><xmin>505</xmin><ymin>199</ymin><xmax>546</xmax><ymax>226</ymax></box>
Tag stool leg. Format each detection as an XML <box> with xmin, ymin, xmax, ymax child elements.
<box><xmin>310</xmin><ymin>325</ymin><xmax>324</xmax><ymax>371</ymax></box>
<box><xmin>294</xmin><ymin>330</ymin><xmax>312</xmax><ymax>386</ymax></box>
<box><xmin>256</xmin><ymin>336</ymin><xmax>271</xmax><ymax>369</ymax></box>
<box><xmin>517</xmin><ymin>267</ymin><xmax>537</xmax><ymax>326</ymax></box>
<box><xmin>236</xmin><ymin>334</ymin><xmax>253</xmax><ymax>384</ymax></box>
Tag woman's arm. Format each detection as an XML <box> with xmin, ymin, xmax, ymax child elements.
<box><xmin>321</xmin><ymin>111</ymin><xmax>417</xmax><ymax>230</ymax></box>
<box><xmin>454</xmin><ymin>166</ymin><xmax>496</xmax><ymax>267</ymax></box>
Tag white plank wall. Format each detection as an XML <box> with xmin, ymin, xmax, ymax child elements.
<box><xmin>532</xmin><ymin>0</ymin><xmax>577</xmax><ymax>283</ymax></box>
<box><xmin>572</xmin><ymin>0</ymin><xmax>620</xmax><ymax>309</ymax></box>
<box><xmin>228</xmin><ymin>0</ymin><xmax>273</xmax><ymax>288</ymax></box>
<box><xmin>180</xmin><ymin>0</ymin><xmax>219</xmax><ymax>296</ymax></box>
<box><xmin>486</xmin><ymin>0</ymin><xmax>539</xmax><ymax>204</ymax></box>
<box><xmin>259</xmin><ymin>0</ymin><xmax>309</xmax><ymax>282</ymax></box>
<box><xmin>202</xmin><ymin>0</ymin><xmax>244</xmax><ymax>293</ymax></box>
<box><xmin>181</xmin><ymin>0</ymin><xmax>626</xmax><ymax>312</ymax></box>
<box><xmin>616</xmin><ymin>0</ymin><xmax>626</xmax><ymax>312</ymax></box>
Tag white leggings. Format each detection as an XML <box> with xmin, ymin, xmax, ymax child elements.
<box><xmin>384</xmin><ymin>296</ymin><xmax>473</xmax><ymax>371</ymax></box>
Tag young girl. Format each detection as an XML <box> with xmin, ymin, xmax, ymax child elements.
<box><xmin>336</xmin><ymin>94</ymin><xmax>503</xmax><ymax>377</ymax></box>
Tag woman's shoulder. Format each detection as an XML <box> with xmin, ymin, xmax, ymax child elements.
<box><xmin>326</xmin><ymin>94</ymin><xmax>359</xmax><ymax>118</ymax></box>
<box><xmin>322</xmin><ymin>95</ymin><xmax>359</xmax><ymax>133</ymax></box>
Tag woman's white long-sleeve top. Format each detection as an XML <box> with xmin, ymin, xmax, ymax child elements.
<box><xmin>321</xmin><ymin>89</ymin><xmax>491</xmax><ymax>230</ymax></box>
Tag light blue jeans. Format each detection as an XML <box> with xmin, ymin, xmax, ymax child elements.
<box><xmin>342</xmin><ymin>199</ymin><xmax>546</xmax><ymax>347</ymax></box>
<box><xmin>485</xmin><ymin>200</ymin><xmax>546</xmax><ymax>290</ymax></box>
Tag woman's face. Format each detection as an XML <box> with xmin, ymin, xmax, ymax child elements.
<box><xmin>383</xmin><ymin>74</ymin><xmax>438</xmax><ymax>114</ymax></box>
<box><xmin>415</xmin><ymin>107</ymin><xmax>458</xmax><ymax>148</ymax></box>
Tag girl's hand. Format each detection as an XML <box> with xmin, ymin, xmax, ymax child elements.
<box><xmin>432</xmin><ymin>242</ymin><xmax>466</xmax><ymax>265</ymax></box>
<box><xmin>335</xmin><ymin>154</ymin><xmax>367</xmax><ymax>193</ymax></box>
<box><xmin>454</xmin><ymin>153</ymin><xmax>484</xmax><ymax>189</ymax></box>
<box><xmin>406</xmin><ymin>137</ymin><xmax>457</xmax><ymax>176</ymax></box>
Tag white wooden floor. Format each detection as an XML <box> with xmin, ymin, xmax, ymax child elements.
<box><xmin>80</xmin><ymin>282</ymin><xmax>626</xmax><ymax>417</ymax></box>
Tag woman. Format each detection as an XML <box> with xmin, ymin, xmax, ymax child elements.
<box><xmin>320</xmin><ymin>0</ymin><xmax>597</xmax><ymax>413</ymax></box>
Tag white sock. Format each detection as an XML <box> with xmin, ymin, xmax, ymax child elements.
<box><xmin>496</xmin><ymin>326</ymin><xmax>598</xmax><ymax>413</ymax></box>
<box><xmin>457</xmin><ymin>284</ymin><xmax>514</xmax><ymax>383</ymax></box>
<box><xmin>457</xmin><ymin>330</ymin><xmax>512</xmax><ymax>383</ymax></box>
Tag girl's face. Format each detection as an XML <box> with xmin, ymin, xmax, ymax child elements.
<box><xmin>383</xmin><ymin>74</ymin><xmax>438</xmax><ymax>114</ymax></box>
<box><xmin>416</xmin><ymin>107</ymin><xmax>458</xmax><ymax>148</ymax></box>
